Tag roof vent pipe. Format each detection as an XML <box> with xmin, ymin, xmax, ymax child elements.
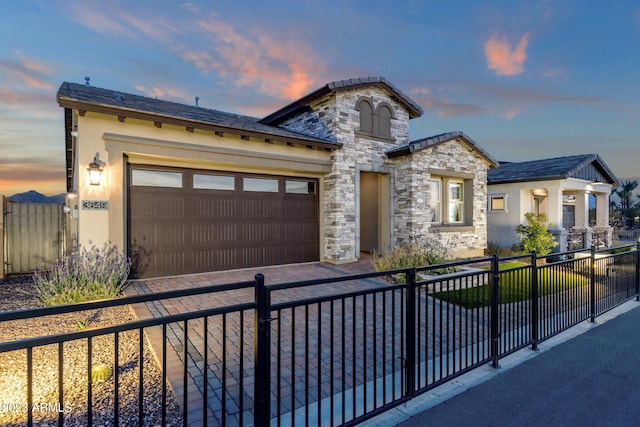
<box><xmin>195</xmin><ymin>96</ymin><xmax>199</xmax><ymax>108</ymax></box>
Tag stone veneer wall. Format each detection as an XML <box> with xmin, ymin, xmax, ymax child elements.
<box><xmin>279</xmin><ymin>86</ymin><xmax>490</xmax><ymax>261</ymax></box>
<box><xmin>394</xmin><ymin>139</ymin><xmax>490</xmax><ymax>257</ymax></box>
<box><xmin>280</xmin><ymin>86</ymin><xmax>410</xmax><ymax>262</ymax></box>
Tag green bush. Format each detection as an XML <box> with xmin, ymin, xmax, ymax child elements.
<box><xmin>371</xmin><ymin>235</ymin><xmax>456</xmax><ymax>282</ymax></box>
<box><xmin>516</xmin><ymin>212</ymin><xmax>558</xmax><ymax>256</ymax></box>
<box><xmin>34</xmin><ymin>242</ymin><xmax>131</xmax><ymax>306</ymax></box>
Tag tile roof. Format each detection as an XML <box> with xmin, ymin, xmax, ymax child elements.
<box><xmin>260</xmin><ymin>76</ymin><xmax>424</xmax><ymax>125</ymax></box>
<box><xmin>57</xmin><ymin>82</ymin><xmax>340</xmax><ymax>149</ymax></box>
<box><xmin>385</xmin><ymin>131</ymin><xmax>499</xmax><ymax>168</ymax></box>
<box><xmin>488</xmin><ymin>154</ymin><xmax>620</xmax><ymax>185</ymax></box>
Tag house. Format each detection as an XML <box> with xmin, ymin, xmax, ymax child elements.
<box><xmin>57</xmin><ymin>77</ymin><xmax>498</xmax><ymax>278</ymax></box>
<box><xmin>487</xmin><ymin>154</ymin><xmax>620</xmax><ymax>252</ymax></box>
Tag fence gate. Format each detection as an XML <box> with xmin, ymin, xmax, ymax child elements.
<box><xmin>3</xmin><ymin>198</ymin><xmax>65</xmax><ymax>275</ymax></box>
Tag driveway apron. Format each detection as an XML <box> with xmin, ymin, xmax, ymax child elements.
<box><xmin>126</xmin><ymin>259</ymin><xmax>392</xmax><ymax>426</ymax></box>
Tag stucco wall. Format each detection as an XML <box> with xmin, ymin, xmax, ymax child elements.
<box><xmin>73</xmin><ymin>110</ymin><xmax>333</xmax><ymax>257</ymax></box>
<box><xmin>487</xmin><ymin>178</ymin><xmax>613</xmax><ymax>250</ymax></box>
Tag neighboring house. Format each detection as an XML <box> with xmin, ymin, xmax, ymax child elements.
<box><xmin>487</xmin><ymin>154</ymin><xmax>620</xmax><ymax>252</ymax></box>
<box><xmin>57</xmin><ymin>77</ymin><xmax>498</xmax><ymax>278</ymax></box>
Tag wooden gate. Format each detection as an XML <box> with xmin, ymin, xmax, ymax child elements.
<box><xmin>3</xmin><ymin>198</ymin><xmax>65</xmax><ymax>275</ymax></box>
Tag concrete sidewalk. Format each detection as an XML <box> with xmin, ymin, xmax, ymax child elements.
<box><xmin>368</xmin><ymin>300</ymin><xmax>640</xmax><ymax>427</ymax></box>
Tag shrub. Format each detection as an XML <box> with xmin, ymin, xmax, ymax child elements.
<box><xmin>516</xmin><ymin>212</ymin><xmax>558</xmax><ymax>256</ymax></box>
<box><xmin>485</xmin><ymin>241</ymin><xmax>503</xmax><ymax>256</ymax></box>
<box><xmin>34</xmin><ymin>242</ymin><xmax>131</xmax><ymax>306</ymax></box>
<box><xmin>371</xmin><ymin>235</ymin><xmax>456</xmax><ymax>281</ymax></box>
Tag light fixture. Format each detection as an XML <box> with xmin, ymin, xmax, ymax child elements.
<box><xmin>87</xmin><ymin>154</ymin><xmax>104</xmax><ymax>186</ymax></box>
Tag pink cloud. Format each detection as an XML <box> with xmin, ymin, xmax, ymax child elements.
<box><xmin>0</xmin><ymin>55</ymin><xmax>54</xmax><ymax>91</ymax></box>
<box><xmin>184</xmin><ymin>18</ymin><xmax>323</xmax><ymax>100</ymax></box>
<box><xmin>69</xmin><ymin>3</ymin><xmax>179</xmax><ymax>42</ymax></box>
<box><xmin>134</xmin><ymin>84</ymin><xmax>192</xmax><ymax>104</ymax></box>
<box><xmin>484</xmin><ymin>32</ymin><xmax>531</xmax><ymax>76</ymax></box>
<box><xmin>69</xmin><ymin>4</ymin><xmax>136</xmax><ymax>38</ymax></box>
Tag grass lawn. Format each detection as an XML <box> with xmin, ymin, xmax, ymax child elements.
<box><xmin>434</xmin><ymin>262</ymin><xmax>591</xmax><ymax>309</ymax></box>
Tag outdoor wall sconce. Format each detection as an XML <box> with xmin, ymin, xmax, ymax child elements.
<box><xmin>87</xmin><ymin>154</ymin><xmax>104</xmax><ymax>186</ymax></box>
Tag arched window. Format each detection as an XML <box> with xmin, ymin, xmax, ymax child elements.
<box><xmin>356</xmin><ymin>99</ymin><xmax>373</xmax><ymax>134</ymax></box>
<box><xmin>377</xmin><ymin>104</ymin><xmax>393</xmax><ymax>138</ymax></box>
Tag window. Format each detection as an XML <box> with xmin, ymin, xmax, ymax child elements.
<box><xmin>429</xmin><ymin>179</ymin><xmax>441</xmax><ymax>223</ymax></box>
<box><xmin>243</xmin><ymin>177</ymin><xmax>279</xmax><ymax>192</ymax></box>
<box><xmin>194</xmin><ymin>174</ymin><xmax>235</xmax><ymax>190</ymax></box>
<box><xmin>286</xmin><ymin>180</ymin><xmax>316</xmax><ymax>194</ymax></box>
<box><xmin>377</xmin><ymin>104</ymin><xmax>392</xmax><ymax>138</ymax></box>
<box><xmin>489</xmin><ymin>194</ymin><xmax>506</xmax><ymax>211</ymax></box>
<box><xmin>449</xmin><ymin>181</ymin><xmax>464</xmax><ymax>223</ymax></box>
<box><xmin>356</xmin><ymin>98</ymin><xmax>395</xmax><ymax>140</ymax></box>
<box><xmin>429</xmin><ymin>175</ymin><xmax>472</xmax><ymax>227</ymax></box>
<box><xmin>132</xmin><ymin>169</ymin><xmax>182</xmax><ymax>188</ymax></box>
<box><xmin>356</xmin><ymin>99</ymin><xmax>373</xmax><ymax>134</ymax></box>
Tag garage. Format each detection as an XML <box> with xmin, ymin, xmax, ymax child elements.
<box><xmin>128</xmin><ymin>165</ymin><xmax>319</xmax><ymax>278</ymax></box>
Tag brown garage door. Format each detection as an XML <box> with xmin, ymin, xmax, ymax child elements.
<box><xmin>128</xmin><ymin>165</ymin><xmax>319</xmax><ymax>278</ymax></box>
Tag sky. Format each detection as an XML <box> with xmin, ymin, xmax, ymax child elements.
<box><xmin>1</xmin><ymin>0</ymin><xmax>639</xmax><ymax>196</ymax></box>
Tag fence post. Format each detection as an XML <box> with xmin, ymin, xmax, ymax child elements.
<box><xmin>590</xmin><ymin>246</ymin><xmax>596</xmax><ymax>323</ymax></box>
<box><xmin>490</xmin><ymin>254</ymin><xmax>500</xmax><ymax>368</ymax></box>
<box><xmin>404</xmin><ymin>268</ymin><xmax>417</xmax><ymax>398</ymax></box>
<box><xmin>531</xmin><ymin>251</ymin><xmax>539</xmax><ymax>351</ymax></box>
<box><xmin>0</xmin><ymin>196</ymin><xmax>4</xmax><ymax>278</ymax></box>
<box><xmin>636</xmin><ymin>243</ymin><xmax>640</xmax><ymax>302</ymax></box>
<box><xmin>254</xmin><ymin>273</ymin><xmax>270</xmax><ymax>427</ymax></box>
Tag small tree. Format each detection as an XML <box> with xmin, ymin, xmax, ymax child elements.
<box><xmin>516</xmin><ymin>212</ymin><xmax>558</xmax><ymax>256</ymax></box>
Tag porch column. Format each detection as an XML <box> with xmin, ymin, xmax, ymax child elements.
<box><xmin>595</xmin><ymin>193</ymin><xmax>609</xmax><ymax>227</ymax></box>
<box><xmin>574</xmin><ymin>192</ymin><xmax>589</xmax><ymax>228</ymax></box>
<box><xmin>547</xmin><ymin>186</ymin><xmax>567</xmax><ymax>251</ymax></box>
<box><xmin>572</xmin><ymin>191</ymin><xmax>591</xmax><ymax>249</ymax></box>
<box><xmin>593</xmin><ymin>192</ymin><xmax>613</xmax><ymax>247</ymax></box>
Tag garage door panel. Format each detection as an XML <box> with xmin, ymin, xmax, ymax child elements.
<box><xmin>193</xmin><ymin>197</ymin><xmax>237</xmax><ymax>218</ymax></box>
<box><xmin>193</xmin><ymin>248</ymin><xmax>238</xmax><ymax>270</ymax></box>
<box><xmin>241</xmin><ymin>246</ymin><xmax>284</xmax><ymax>267</ymax></box>
<box><xmin>158</xmin><ymin>223</ymin><xmax>186</xmax><ymax>245</ymax></box>
<box><xmin>241</xmin><ymin>198</ymin><xmax>284</xmax><ymax>219</ymax></box>
<box><xmin>192</xmin><ymin>223</ymin><xmax>237</xmax><ymax>244</ymax></box>
<box><xmin>284</xmin><ymin>198</ymin><xmax>318</xmax><ymax>218</ymax></box>
<box><xmin>242</xmin><ymin>222</ymin><xmax>281</xmax><ymax>241</ymax></box>
<box><xmin>285</xmin><ymin>222</ymin><xmax>318</xmax><ymax>241</ymax></box>
<box><xmin>285</xmin><ymin>244</ymin><xmax>319</xmax><ymax>262</ymax></box>
<box><xmin>129</xmin><ymin>166</ymin><xmax>319</xmax><ymax>278</ymax></box>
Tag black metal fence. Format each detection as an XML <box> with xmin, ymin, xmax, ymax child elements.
<box><xmin>1</xmin><ymin>244</ymin><xmax>638</xmax><ymax>426</ymax></box>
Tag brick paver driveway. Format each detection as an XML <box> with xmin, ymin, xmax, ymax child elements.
<box><xmin>125</xmin><ymin>258</ymin><xmax>394</xmax><ymax>426</ymax></box>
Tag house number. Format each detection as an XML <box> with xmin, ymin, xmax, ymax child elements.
<box><xmin>81</xmin><ymin>200</ymin><xmax>109</xmax><ymax>210</ymax></box>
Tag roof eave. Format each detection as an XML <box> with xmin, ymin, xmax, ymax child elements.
<box><xmin>58</xmin><ymin>96</ymin><xmax>341</xmax><ymax>151</ymax></box>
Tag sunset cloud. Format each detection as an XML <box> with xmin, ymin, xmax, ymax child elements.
<box><xmin>0</xmin><ymin>55</ymin><xmax>54</xmax><ymax>91</ymax></box>
<box><xmin>183</xmin><ymin>17</ymin><xmax>323</xmax><ymax>100</ymax></box>
<box><xmin>69</xmin><ymin>3</ymin><xmax>179</xmax><ymax>42</ymax></box>
<box><xmin>409</xmin><ymin>86</ymin><xmax>492</xmax><ymax>118</ymax></box>
<box><xmin>134</xmin><ymin>84</ymin><xmax>192</xmax><ymax>105</ymax></box>
<box><xmin>484</xmin><ymin>32</ymin><xmax>531</xmax><ymax>76</ymax></box>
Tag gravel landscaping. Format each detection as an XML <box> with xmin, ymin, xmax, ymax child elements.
<box><xmin>0</xmin><ymin>275</ymin><xmax>183</xmax><ymax>426</ymax></box>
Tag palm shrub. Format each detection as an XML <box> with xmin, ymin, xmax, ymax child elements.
<box><xmin>34</xmin><ymin>242</ymin><xmax>131</xmax><ymax>305</ymax></box>
<box><xmin>516</xmin><ymin>212</ymin><xmax>558</xmax><ymax>256</ymax></box>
